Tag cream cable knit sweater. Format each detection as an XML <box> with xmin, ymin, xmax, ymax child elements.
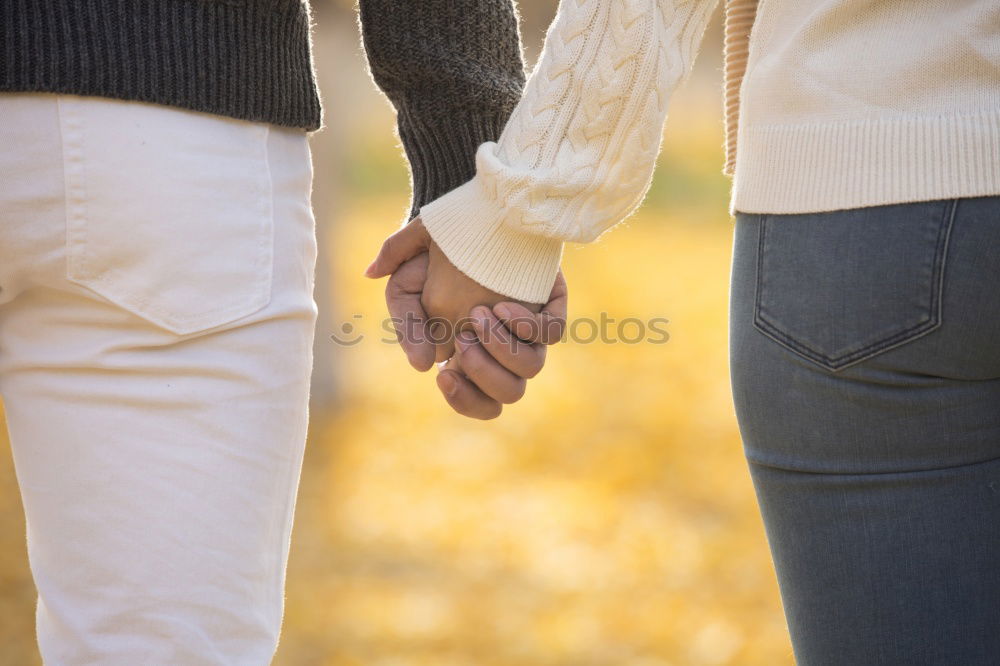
<box><xmin>420</xmin><ymin>0</ymin><xmax>1000</xmax><ymax>303</ymax></box>
<box><xmin>421</xmin><ymin>0</ymin><xmax>718</xmax><ymax>302</ymax></box>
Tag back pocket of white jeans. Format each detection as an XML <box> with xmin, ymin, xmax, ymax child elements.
<box><xmin>753</xmin><ymin>199</ymin><xmax>956</xmax><ymax>371</ymax></box>
<box><xmin>58</xmin><ymin>95</ymin><xmax>273</xmax><ymax>335</ymax></box>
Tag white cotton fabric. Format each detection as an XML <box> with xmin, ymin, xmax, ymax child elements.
<box><xmin>0</xmin><ymin>92</ymin><xmax>318</xmax><ymax>665</ymax></box>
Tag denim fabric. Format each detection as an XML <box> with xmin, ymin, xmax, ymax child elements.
<box><xmin>730</xmin><ymin>197</ymin><xmax>1000</xmax><ymax>665</ymax></box>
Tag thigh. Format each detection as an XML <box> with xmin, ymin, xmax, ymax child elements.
<box><xmin>729</xmin><ymin>197</ymin><xmax>1000</xmax><ymax>666</ymax></box>
<box><xmin>0</xmin><ymin>95</ymin><xmax>318</xmax><ymax>665</ymax></box>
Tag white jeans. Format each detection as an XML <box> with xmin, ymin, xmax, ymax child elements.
<box><xmin>0</xmin><ymin>93</ymin><xmax>318</xmax><ymax>664</ymax></box>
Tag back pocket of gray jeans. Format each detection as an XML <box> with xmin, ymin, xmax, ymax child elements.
<box><xmin>753</xmin><ymin>199</ymin><xmax>956</xmax><ymax>371</ymax></box>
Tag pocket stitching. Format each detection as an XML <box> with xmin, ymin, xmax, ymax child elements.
<box><xmin>751</xmin><ymin>200</ymin><xmax>958</xmax><ymax>372</ymax></box>
<box><xmin>59</xmin><ymin>97</ymin><xmax>275</xmax><ymax>335</ymax></box>
<box><xmin>61</xmin><ymin>97</ymin><xmax>91</xmax><ymax>285</ymax></box>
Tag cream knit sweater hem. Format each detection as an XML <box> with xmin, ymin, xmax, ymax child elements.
<box><xmin>732</xmin><ymin>108</ymin><xmax>1000</xmax><ymax>215</ymax></box>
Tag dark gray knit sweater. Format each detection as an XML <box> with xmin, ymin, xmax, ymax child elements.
<box><xmin>1</xmin><ymin>0</ymin><xmax>525</xmax><ymax>216</ymax></box>
<box><xmin>358</xmin><ymin>0</ymin><xmax>526</xmax><ymax>217</ymax></box>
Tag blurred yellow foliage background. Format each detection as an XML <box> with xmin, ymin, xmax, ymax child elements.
<box><xmin>0</xmin><ymin>3</ymin><xmax>795</xmax><ymax>665</ymax></box>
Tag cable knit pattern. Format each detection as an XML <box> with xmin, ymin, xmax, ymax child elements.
<box><xmin>412</xmin><ymin>0</ymin><xmax>1000</xmax><ymax>301</ymax></box>
<box><xmin>419</xmin><ymin>0</ymin><xmax>717</xmax><ymax>303</ymax></box>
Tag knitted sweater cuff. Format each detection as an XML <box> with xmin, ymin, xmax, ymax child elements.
<box><xmin>396</xmin><ymin>107</ymin><xmax>514</xmax><ymax>220</ymax></box>
<box><xmin>419</xmin><ymin>177</ymin><xmax>563</xmax><ymax>304</ymax></box>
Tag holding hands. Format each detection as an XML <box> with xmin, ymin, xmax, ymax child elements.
<box><xmin>365</xmin><ymin>218</ymin><xmax>567</xmax><ymax>419</ymax></box>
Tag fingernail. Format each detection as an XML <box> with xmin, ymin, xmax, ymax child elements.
<box><xmin>363</xmin><ymin>260</ymin><xmax>377</xmax><ymax>277</ymax></box>
<box><xmin>438</xmin><ymin>372</ymin><xmax>457</xmax><ymax>396</ymax></box>
<box><xmin>494</xmin><ymin>304</ymin><xmax>511</xmax><ymax>320</ymax></box>
<box><xmin>472</xmin><ymin>306</ymin><xmax>491</xmax><ymax>320</ymax></box>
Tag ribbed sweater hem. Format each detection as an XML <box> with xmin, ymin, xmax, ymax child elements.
<box><xmin>420</xmin><ymin>177</ymin><xmax>564</xmax><ymax>304</ymax></box>
<box><xmin>1</xmin><ymin>0</ymin><xmax>322</xmax><ymax>131</ymax></box>
<box><xmin>396</xmin><ymin>108</ymin><xmax>514</xmax><ymax>220</ymax></box>
<box><xmin>731</xmin><ymin>108</ymin><xmax>1000</xmax><ymax>214</ymax></box>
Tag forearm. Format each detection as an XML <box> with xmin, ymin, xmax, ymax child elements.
<box><xmin>420</xmin><ymin>0</ymin><xmax>719</xmax><ymax>303</ymax></box>
<box><xmin>357</xmin><ymin>0</ymin><xmax>526</xmax><ymax>218</ymax></box>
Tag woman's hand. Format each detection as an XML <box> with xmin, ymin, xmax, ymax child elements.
<box><xmin>435</xmin><ymin>270</ymin><xmax>567</xmax><ymax>419</ymax></box>
<box><xmin>366</xmin><ymin>217</ymin><xmax>566</xmax><ymax>419</ymax></box>
<box><xmin>366</xmin><ymin>217</ymin><xmax>540</xmax><ymax>360</ymax></box>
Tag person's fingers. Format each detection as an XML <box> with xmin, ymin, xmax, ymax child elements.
<box><xmin>365</xmin><ymin>217</ymin><xmax>432</xmax><ymax>278</ymax></box>
<box><xmin>430</xmin><ymin>320</ymin><xmax>455</xmax><ymax>364</ymax></box>
<box><xmin>492</xmin><ymin>270</ymin><xmax>568</xmax><ymax>344</ymax></box>
<box><xmin>436</xmin><ymin>359</ymin><xmax>503</xmax><ymax>420</ymax></box>
<box><xmin>468</xmin><ymin>306</ymin><xmax>546</xmax><ymax>379</ymax></box>
<box><xmin>491</xmin><ymin>302</ymin><xmax>565</xmax><ymax>345</ymax></box>
<box><xmin>453</xmin><ymin>330</ymin><xmax>527</xmax><ymax>403</ymax></box>
<box><xmin>435</xmin><ymin>342</ymin><xmax>455</xmax><ymax>364</ymax></box>
<box><xmin>385</xmin><ymin>253</ymin><xmax>435</xmax><ymax>371</ymax></box>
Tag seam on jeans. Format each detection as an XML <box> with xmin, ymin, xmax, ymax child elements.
<box><xmin>77</xmin><ymin>123</ymin><xmax>274</xmax><ymax>330</ymax></box>
<box><xmin>746</xmin><ymin>444</ymin><xmax>1000</xmax><ymax>477</ymax></box>
<box><xmin>61</xmin><ymin>103</ymin><xmax>275</xmax><ymax>335</ymax></box>
<box><xmin>72</xmin><ymin>123</ymin><xmax>274</xmax><ymax>335</ymax></box>
<box><xmin>258</xmin><ymin>124</ymin><xmax>275</xmax><ymax>315</ymax></box>
<box><xmin>752</xmin><ymin>200</ymin><xmax>958</xmax><ymax>372</ymax></box>
<box><xmin>260</xmin><ymin>123</ymin><xmax>283</xmax><ymax>620</ymax></box>
<box><xmin>58</xmin><ymin>96</ymin><xmax>92</xmax><ymax>283</ymax></box>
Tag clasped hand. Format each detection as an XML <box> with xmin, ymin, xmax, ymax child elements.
<box><xmin>365</xmin><ymin>218</ymin><xmax>566</xmax><ymax>419</ymax></box>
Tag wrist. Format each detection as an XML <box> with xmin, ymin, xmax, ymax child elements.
<box><xmin>396</xmin><ymin>107</ymin><xmax>511</xmax><ymax>219</ymax></box>
<box><xmin>419</xmin><ymin>178</ymin><xmax>563</xmax><ymax>304</ymax></box>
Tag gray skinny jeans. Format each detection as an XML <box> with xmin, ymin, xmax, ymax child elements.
<box><xmin>730</xmin><ymin>196</ymin><xmax>1000</xmax><ymax>665</ymax></box>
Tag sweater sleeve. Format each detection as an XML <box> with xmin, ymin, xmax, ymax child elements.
<box><xmin>419</xmin><ymin>0</ymin><xmax>719</xmax><ymax>303</ymax></box>
<box><xmin>357</xmin><ymin>0</ymin><xmax>527</xmax><ymax>219</ymax></box>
